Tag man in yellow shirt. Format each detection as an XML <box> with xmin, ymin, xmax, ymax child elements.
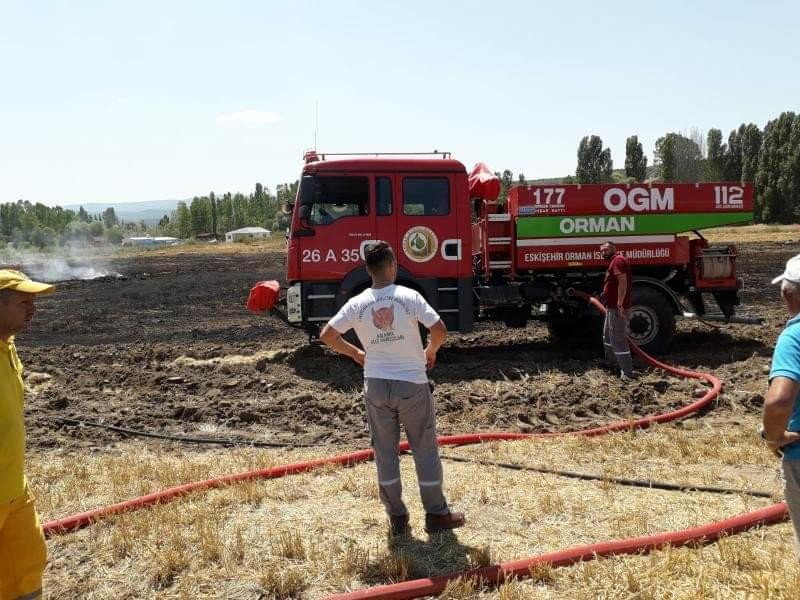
<box><xmin>0</xmin><ymin>270</ymin><xmax>54</xmax><ymax>600</ymax></box>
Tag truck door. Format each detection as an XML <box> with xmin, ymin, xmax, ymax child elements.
<box><xmin>393</xmin><ymin>174</ymin><xmax>461</xmax><ymax>280</ymax></box>
<box><xmin>298</xmin><ymin>174</ymin><xmax>374</xmax><ymax>280</ymax></box>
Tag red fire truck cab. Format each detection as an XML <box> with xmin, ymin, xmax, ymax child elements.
<box><xmin>275</xmin><ymin>151</ymin><xmax>755</xmax><ymax>353</ymax></box>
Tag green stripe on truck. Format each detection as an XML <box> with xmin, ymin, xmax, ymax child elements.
<box><xmin>516</xmin><ymin>212</ymin><xmax>752</xmax><ymax>238</ymax></box>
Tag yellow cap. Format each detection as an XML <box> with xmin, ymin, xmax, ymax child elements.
<box><xmin>0</xmin><ymin>269</ymin><xmax>55</xmax><ymax>295</ymax></box>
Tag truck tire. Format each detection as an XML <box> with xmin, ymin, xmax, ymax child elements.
<box><xmin>628</xmin><ymin>286</ymin><xmax>675</xmax><ymax>354</ymax></box>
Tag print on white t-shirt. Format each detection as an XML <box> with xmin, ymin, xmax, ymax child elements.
<box><xmin>328</xmin><ymin>284</ymin><xmax>440</xmax><ymax>384</ymax></box>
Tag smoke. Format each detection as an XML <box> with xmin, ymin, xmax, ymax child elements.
<box><xmin>0</xmin><ymin>244</ymin><xmax>122</xmax><ymax>282</ymax></box>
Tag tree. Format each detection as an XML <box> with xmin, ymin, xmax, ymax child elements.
<box><xmin>576</xmin><ymin>135</ymin><xmax>613</xmax><ymax>184</ymax></box>
<box><xmin>78</xmin><ymin>206</ymin><xmax>90</xmax><ymax>222</ymax></box>
<box><xmin>276</xmin><ymin>182</ymin><xmax>299</xmax><ymax>211</ymax></box>
<box><xmin>105</xmin><ymin>226</ymin><xmax>124</xmax><ymax>245</ymax></box>
<box><xmin>30</xmin><ymin>227</ymin><xmax>56</xmax><ymax>249</ymax></box>
<box><xmin>706</xmin><ymin>128</ymin><xmax>725</xmax><ymax>181</ymax></box>
<box><xmin>209</xmin><ymin>191</ymin><xmax>218</xmax><ymax>237</ymax></box>
<box><xmin>721</xmin><ymin>123</ymin><xmax>762</xmax><ymax>186</ymax></box>
<box><xmin>218</xmin><ymin>193</ymin><xmax>234</xmax><ymax>233</ymax></box>
<box><xmin>499</xmin><ymin>170</ymin><xmax>514</xmax><ymax>203</ymax></box>
<box><xmin>755</xmin><ymin>112</ymin><xmax>800</xmax><ymax>223</ymax></box>
<box><xmin>654</xmin><ymin>133</ymin><xmax>702</xmax><ymax>182</ymax></box>
<box><xmin>102</xmin><ymin>207</ymin><xmax>118</xmax><ymax>229</ymax></box>
<box><xmin>271</xmin><ymin>213</ymin><xmax>290</xmax><ymax>233</ymax></box>
<box><xmin>175</xmin><ymin>201</ymin><xmax>192</xmax><ymax>239</ymax></box>
<box><xmin>740</xmin><ymin>123</ymin><xmax>762</xmax><ymax>184</ymax></box>
<box><xmin>624</xmin><ymin>135</ymin><xmax>648</xmax><ymax>182</ymax></box>
<box><xmin>189</xmin><ymin>197</ymin><xmax>212</xmax><ymax>235</ymax></box>
<box><xmin>231</xmin><ymin>193</ymin><xmax>248</xmax><ymax>229</ymax></box>
<box><xmin>0</xmin><ymin>202</ymin><xmax>21</xmax><ymax>237</ymax></box>
<box><xmin>688</xmin><ymin>127</ymin><xmax>706</xmax><ymax>158</ymax></box>
<box><xmin>724</xmin><ymin>127</ymin><xmax>743</xmax><ymax>182</ymax></box>
<box><xmin>89</xmin><ymin>220</ymin><xmax>104</xmax><ymax>237</ymax></box>
<box><xmin>63</xmin><ymin>220</ymin><xmax>91</xmax><ymax>242</ymax></box>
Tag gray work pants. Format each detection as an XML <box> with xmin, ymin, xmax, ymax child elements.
<box><xmin>603</xmin><ymin>308</ymin><xmax>634</xmax><ymax>376</ymax></box>
<box><xmin>364</xmin><ymin>378</ymin><xmax>449</xmax><ymax>517</ymax></box>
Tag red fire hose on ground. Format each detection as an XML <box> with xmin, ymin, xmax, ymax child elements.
<box><xmin>41</xmin><ymin>294</ymin><xmax>788</xmax><ymax>599</ymax></box>
<box><xmin>326</xmin><ymin>504</ymin><xmax>788</xmax><ymax>600</ymax></box>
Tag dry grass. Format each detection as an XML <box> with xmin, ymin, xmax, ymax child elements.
<box><xmin>116</xmin><ymin>237</ymin><xmax>286</xmax><ymax>259</ymax></box>
<box><xmin>31</xmin><ymin>414</ymin><xmax>799</xmax><ymax>598</ymax></box>
<box><xmin>701</xmin><ymin>223</ymin><xmax>800</xmax><ymax>243</ymax></box>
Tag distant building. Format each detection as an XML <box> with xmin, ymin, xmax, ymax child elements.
<box><xmin>225</xmin><ymin>227</ymin><xmax>272</xmax><ymax>243</ymax></box>
<box><xmin>121</xmin><ymin>236</ymin><xmax>179</xmax><ymax>248</ymax></box>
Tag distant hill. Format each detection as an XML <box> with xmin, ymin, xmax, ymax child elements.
<box><xmin>63</xmin><ymin>199</ymin><xmax>184</xmax><ymax>225</ymax></box>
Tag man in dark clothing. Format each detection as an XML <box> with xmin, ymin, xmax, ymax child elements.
<box><xmin>600</xmin><ymin>242</ymin><xmax>634</xmax><ymax>379</ymax></box>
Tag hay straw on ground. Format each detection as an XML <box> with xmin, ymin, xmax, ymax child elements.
<box><xmin>31</xmin><ymin>414</ymin><xmax>798</xmax><ymax>599</ymax></box>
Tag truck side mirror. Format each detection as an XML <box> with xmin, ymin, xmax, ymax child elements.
<box><xmin>280</xmin><ymin>201</ymin><xmax>294</xmax><ymax>215</ymax></box>
<box><xmin>300</xmin><ymin>175</ymin><xmax>316</xmax><ymax>206</ymax></box>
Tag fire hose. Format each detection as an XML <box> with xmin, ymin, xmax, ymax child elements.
<box><xmin>41</xmin><ymin>292</ymin><xmax>789</xmax><ymax>599</ymax></box>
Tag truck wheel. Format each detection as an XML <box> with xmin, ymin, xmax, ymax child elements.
<box><xmin>628</xmin><ymin>287</ymin><xmax>675</xmax><ymax>354</ymax></box>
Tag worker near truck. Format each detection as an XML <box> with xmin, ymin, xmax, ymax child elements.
<box><xmin>600</xmin><ymin>241</ymin><xmax>635</xmax><ymax>379</ymax></box>
<box><xmin>762</xmin><ymin>254</ymin><xmax>800</xmax><ymax>556</ymax></box>
<box><xmin>320</xmin><ymin>242</ymin><xmax>465</xmax><ymax>537</ymax></box>
<box><xmin>0</xmin><ymin>270</ymin><xmax>53</xmax><ymax>600</ymax></box>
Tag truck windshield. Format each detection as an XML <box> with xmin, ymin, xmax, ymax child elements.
<box><xmin>308</xmin><ymin>176</ymin><xmax>369</xmax><ymax>225</ymax></box>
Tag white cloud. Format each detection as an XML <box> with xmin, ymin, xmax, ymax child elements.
<box><xmin>216</xmin><ymin>110</ymin><xmax>280</xmax><ymax>127</ymax></box>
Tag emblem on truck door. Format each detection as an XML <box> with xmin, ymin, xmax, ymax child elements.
<box><xmin>402</xmin><ymin>226</ymin><xmax>438</xmax><ymax>263</ymax></box>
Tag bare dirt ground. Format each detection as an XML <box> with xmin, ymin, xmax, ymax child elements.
<box><xmin>18</xmin><ymin>238</ymin><xmax>798</xmax><ymax>453</ymax></box>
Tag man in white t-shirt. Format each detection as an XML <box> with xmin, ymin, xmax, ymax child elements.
<box><xmin>320</xmin><ymin>242</ymin><xmax>465</xmax><ymax>536</ymax></box>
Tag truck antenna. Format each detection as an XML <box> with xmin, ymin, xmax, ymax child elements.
<box><xmin>313</xmin><ymin>101</ymin><xmax>319</xmax><ymax>150</ymax></box>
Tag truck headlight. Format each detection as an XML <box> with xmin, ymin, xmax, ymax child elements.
<box><xmin>287</xmin><ymin>283</ymin><xmax>302</xmax><ymax>323</ymax></box>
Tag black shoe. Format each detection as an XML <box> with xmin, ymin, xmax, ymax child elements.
<box><xmin>390</xmin><ymin>514</ymin><xmax>410</xmax><ymax>536</ymax></box>
<box><xmin>425</xmin><ymin>511</ymin><xmax>465</xmax><ymax>533</ymax></box>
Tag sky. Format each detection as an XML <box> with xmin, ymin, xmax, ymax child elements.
<box><xmin>1</xmin><ymin>0</ymin><xmax>798</xmax><ymax>206</ymax></box>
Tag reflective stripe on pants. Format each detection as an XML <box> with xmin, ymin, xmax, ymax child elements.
<box><xmin>603</xmin><ymin>308</ymin><xmax>633</xmax><ymax>376</ymax></box>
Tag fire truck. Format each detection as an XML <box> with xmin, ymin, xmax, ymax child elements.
<box><xmin>263</xmin><ymin>151</ymin><xmax>756</xmax><ymax>353</ymax></box>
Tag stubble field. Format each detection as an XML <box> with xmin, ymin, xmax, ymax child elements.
<box><xmin>14</xmin><ymin>229</ymin><xmax>800</xmax><ymax>598</ymax></box>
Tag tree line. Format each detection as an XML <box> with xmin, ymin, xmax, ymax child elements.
<box><xmin>0</xmin><ymin>202</ymin><xmax>130</xmax><ymax>248</ymax></box>
<box><xmin>0</xmin><ymin>181</ymin><xmax>298</xmax><ymax>250</ymax></box>
<box><xmin>565</xmin><ymin>110</ymin><xmax>799</xmax><ymax>223</ymax></box>
<box><xmin>157</xmin><ymin>181</ymin><xmax>297</xmax><ymax>239</ymax></box>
